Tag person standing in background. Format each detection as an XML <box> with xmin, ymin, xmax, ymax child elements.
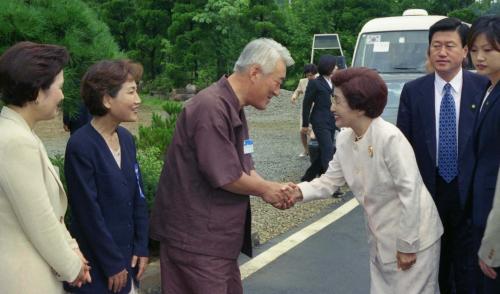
<box><xmin>291</xmin><ymin>63</ymin><xmax>317</xmax><ymax>157</ymax></box>
<box><xmin>397</xmin><ymin>18</ymin><xmax>489</xmax><ymax>293</ymax></box>
<box><xmin>301</xmin><ymin>55</ymin><xmax>337</xmax><ymax>181</ymax></box>
<box><xmin>467</xmin><ymin>15</ymin><xmax>500</xmax><ymax>293</ymax></box>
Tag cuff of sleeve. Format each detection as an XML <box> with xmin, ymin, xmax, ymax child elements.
<box><xmin>478</xmin><ymin>244</ymin><xmax>499</xmax><ymax>267</ymax></box>
<box><xmin>133</xmin><ymin>245</ymin><xmax>149</xmax><ymax>257</ymax></box>
<box><xmin>57</xmin><ymin>255</ymin><xmax>82</xmax><ymax>283</ymax></box>
<box><xmin>297</xmin><ymin>182</ymin><xmax>316</xmax><ymax>202</ymax></box>
<box><xmin>396</xmin><ymin>238</ymin><xmax>420</xmax><ymax>253</ymax></box>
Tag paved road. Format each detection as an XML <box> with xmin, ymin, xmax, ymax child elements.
<box><xmin>241</xmin><ymin>195</ymin><xmax>370</xmax><ymax>294</ymax></box>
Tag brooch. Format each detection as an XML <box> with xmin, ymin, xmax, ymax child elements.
<box><xmin>368</xmin><ymin>145</ymin><xmax>374</xmax><ymax>158</ymax></box>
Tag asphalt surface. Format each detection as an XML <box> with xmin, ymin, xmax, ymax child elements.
<box><xmin>240</xmin><ymin>194</ymin><xmax>370</xmax><ymax>294</ymax></box>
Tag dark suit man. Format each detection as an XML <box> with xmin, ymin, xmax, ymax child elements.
<box><xmin>301</xmin><ymin>55</ymin><xmax>337</xmax><ymax>181</ymax></box>
<box><xmin>397</xmin><ymin>18</ymin><xmax>489</xmax><ymax>294</ymax></box>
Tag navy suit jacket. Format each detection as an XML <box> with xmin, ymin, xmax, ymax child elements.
<box><xmin>397</xmin><ymin>71</ymin><xmax>489</xmax><ymax>209</ymax></box>
<box><xmin>302</xmin><ymin>76</ymin><xmax>335</xmax><ymax>129</ymax></box>
<box><xmin>64</xmin><ymin>124</ymin><xmax>149</xmax><ymax>294</ymax></box>
<box><xmin>470</xmin><ymin>82</ymin><xmax>500</xmax><ymax>228</ymax></box>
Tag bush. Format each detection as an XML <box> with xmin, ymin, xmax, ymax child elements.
<box><xmin>136</xmin><ymin>146</ymin><xmax>163</xmax><ymax>210</ymax></box>
<box><xmin>134</xmin><ymin>100</ymin><xmax>183</xmax><ymax>210</ymax></box>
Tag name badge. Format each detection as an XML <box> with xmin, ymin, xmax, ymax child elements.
<box><xmin>134</xmin><ymin>163</ymin><xmax>146</xmax><ymax>199</ymax></box>
<box><xmin>243</xmin><ymin>139</ymin><xmax>254</xmax><ymax>154</ymax></box>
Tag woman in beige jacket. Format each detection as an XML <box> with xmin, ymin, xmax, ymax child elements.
<box><xmin>0</xmin><ymin>42</ymin><xmax>90</xmax><ymax>293</ymax></box>
<box><xmin>287</xmin><ymin>68</ymin><xmax>443</xmax><ymax>294</ymax></box>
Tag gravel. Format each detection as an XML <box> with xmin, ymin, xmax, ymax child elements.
<box><xmin>246</xmin><ymin>90</ymin><xmax>343</xmax><ymax>245</ymax></box>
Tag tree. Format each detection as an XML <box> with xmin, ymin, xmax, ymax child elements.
<box><xmin>0</xmin><ymin>0</ymin><xmax>122</xmax><ymax>112</ymax></box>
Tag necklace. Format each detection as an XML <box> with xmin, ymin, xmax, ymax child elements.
<box><xmin>354</xmin><ymin>134</ymin><xmax>363</xmax><ymax>142</ymax></box>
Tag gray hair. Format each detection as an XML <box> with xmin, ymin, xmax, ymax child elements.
<box><xmin>233</xmin><ymin>38</ymin><xmax>294</xmax><ymax>74</ymax></box>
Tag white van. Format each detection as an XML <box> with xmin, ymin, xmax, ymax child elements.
<box><xmin>351</xmin><ymin>9</ymin><xmax>445</xmax><ymax>123</ymax></box>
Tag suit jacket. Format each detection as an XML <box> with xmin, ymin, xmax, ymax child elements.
<box><xmin>478</xmin><ymin>166</ymin><xmax>500</xmax><ymax>267</ymax></box>
<box><xmin>64</xmin><ymin>124</ymin><xmax>149</xmax><ymax>294</ymax></box>
<box><xmin>471</xmin><ymin>82</ymin><xmax>500</xmax><ymax>228</ymax></box>
<box><xmin>396</xmin><ymin>71</ymin><xmax>489</xmax><ymax>208</ymax></box>
<box><xmin>298</xmin><ymin>117</ymin><xmax>443</xmax><ymax>263</ymax></box>
<box><xmin>302</xmin><ymin>75</ymin><xmax>335</xmax><ymax>129</ymax></box>
<box><xmin>0</xmin><ymin>106</ymin><xmax>81</xmax><ymax>294</ymax></box>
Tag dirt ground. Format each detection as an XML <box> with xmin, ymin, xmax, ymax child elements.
<box><xmin>34</xmin><ymin>105</ymin><xmax>157</xmax><ymax>156</ymax></box>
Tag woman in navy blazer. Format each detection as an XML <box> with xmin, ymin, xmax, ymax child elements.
<box><xmin>468</xmin><ymin>15</ymin><xmax>500</xmax><ymax>292</ymax></box>
<box><xmin>64</xmin><ymin>60</ymin><xmax>149</xmax><ymax>294</ymax></box>
<box><xmin>301</xmin><ymin>55</ymin><xmax>337</xmax><ymax>180</ymax></box>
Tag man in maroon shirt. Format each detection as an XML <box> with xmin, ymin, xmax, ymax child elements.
<box><xmin>150</xmin><ymin>38</ymin><xmax>295</xmax><ymax>293</ymax></box>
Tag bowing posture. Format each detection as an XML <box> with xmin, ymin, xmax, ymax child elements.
<box><xmin>64</xmin><ymin>60</ymin><xmax>149</xmax><ymax>294</ymax></box>
<box><xmin>288</xmin><ymin>68</ymin><xmax>443</xmax><ymax>294</ymax></box>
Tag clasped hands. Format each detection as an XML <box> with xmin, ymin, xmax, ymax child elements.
<box><xmin>70</xmin><ymin>248</ymin><xmax>92</xmax><ymax>287</ymax></box>
<box><xmin>260</xmin><ymin>181</ymin><xmax>303</xmax><ymax>210</ymax></box>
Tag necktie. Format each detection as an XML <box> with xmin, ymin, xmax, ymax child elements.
<box><xmin>438</xmin><ymin>83</ymin><xmax>457</xmax><ymax>183</ymax></box>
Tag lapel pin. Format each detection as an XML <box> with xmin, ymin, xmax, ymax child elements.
<box><xmin>368</xmin><ymin>146</ymin><xmax>374</xmax><ymax>158</ymax></box>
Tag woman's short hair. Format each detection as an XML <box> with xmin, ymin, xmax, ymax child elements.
<box><xmin>317</xmin><ymin>55</ymin><xmax>337</xmax><ymax>76</ymax></box>
<box><xmin>467</xmin><ymin>15</ymin><xmax>500</xmax><ymax>51</ymax></box>
<box><xmin>331</xmin><ymin>68</ymin><xmax>387</xmax><ymax>118</ymax></box>
<box><xmin>303</xmin><ymin>63</ymin><xmax>318</xmax><ymax>75</ymax></box>
<box><xmin>233</xmin><ymin>38</ymin><xmax>294</xmax><ymax>74</ymax></box>
<box><xmin>0</xmin><ymin>41</ymin><xmax>69</xmax><ymax>106</ymax></box>
<box><xmin>81</xmin><ymin>59</ymin><xmax>143</xmax><ymax>116</ymax></box>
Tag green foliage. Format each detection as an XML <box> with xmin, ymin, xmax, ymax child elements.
<box><xmin>134</xmin><ymin>100</ymin><xmax>183</xmax><ymax>210</ymax></box>
<box><xmin>50</xmin><ymin>154</ymin><xmax>67</xmax><ymax>192</ymax></box>
<box><xmin>135</xmin><ymin>100</ymin><xmax>182</xmax><ymax>159</ymax></box>
<box><xmin>136</xmin><ymin>146</ymin><xmax>163</xmax><ymax>209</ymax></box>
<box><xmin>0</xmin><ymin>0</ymin><xmax>122</xmax><ymax>115</ymax></box>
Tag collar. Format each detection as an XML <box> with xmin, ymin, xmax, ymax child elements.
<box><xmin>217</xmin><ymin>75</ymin><xmax>242</xmax><ymax>112</ymax></box>
<box><xmin>435</xmin><ymin>68</ymin><xmax>463</xmax><ymax>95</ymax></box>
<box><xmin>0</xmin><ymin>106</ymin><xmax>33</xmax><ymax>132</ymax></box>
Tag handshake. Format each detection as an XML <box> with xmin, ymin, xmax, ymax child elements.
<box><xmin>260</xmin><ymin>181</ymin><xmax>303</xmax><ymax>210</ymax></box>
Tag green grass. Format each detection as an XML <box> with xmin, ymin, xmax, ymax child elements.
<box><xmin>140</xmin><ymin>95</ymin><xmax>167</xmax><ymax>110</ymax></box>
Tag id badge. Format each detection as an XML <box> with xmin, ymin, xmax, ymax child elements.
<box><xmin>243</xmin><ymin>139</ymin><xmax>254</xmax><ymax>154</ymax></box>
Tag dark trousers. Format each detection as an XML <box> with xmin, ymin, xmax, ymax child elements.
<box><xmin>301</xmin><ymin>139</ymin><xmax>323</xmax><ymax>181</ymax></box>
<box><xmin>435</xmin><ymin>175</ymin><xmax>475</xmax><ymax>294</ymax></box>
<box><xmin>472</xmin><ymin>226</ymin><xmax>500</xmax><ymax>293</ymax></box>
<box><xmin>312</xmin><ymin>126</ymin><xmax>336</xmax><ymax>172</ymax></box>
<box><xmin>159</xmin><ymin>243</ymin><xmax>242</xmax><ymax>294</ymax></box>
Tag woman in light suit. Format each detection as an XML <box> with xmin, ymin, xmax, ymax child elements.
<box><xmin>287</xmin><ymin>68</ymin><xmax>443</xmax><ymax>293</ymax></box>
<box><xmin>0</xmin><ymin>42</ymin><xmax>90</xmax><ymax>293</ymax></box>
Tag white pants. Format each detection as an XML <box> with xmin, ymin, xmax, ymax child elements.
<box><xmin>370</xmin><ymin>240</ymin><xmax>441</xmax><ymax>294</ymax></box>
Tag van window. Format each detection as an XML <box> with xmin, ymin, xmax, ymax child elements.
<box><xmin>353</xmin><ymin>31</ymin><xmax>428</xmax><ymax>73</ymax></box>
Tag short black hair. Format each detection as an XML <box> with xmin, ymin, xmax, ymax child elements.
<box><xmin>429</xmin><ymin>17</ymin><xmax>469</xmax><ymax>47</ymax></box>
<box><xmin>317</xmin><ymin>55</ymin><xmax>337</xmax><ymax>76</ymax></box>
<box><xmin>0</xmin><ymin>41</ymin><xmax>69</xmax><ymax>106</ymax></box>
<box><xmin>467</xmin><ymin>15</ymin><xmax>500</xmax><ymax>52</ymax></box>
<box><xmin>303</xmin><ymin>63</ymin><xmax>317</xmax><ymax>75</ymax></box>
